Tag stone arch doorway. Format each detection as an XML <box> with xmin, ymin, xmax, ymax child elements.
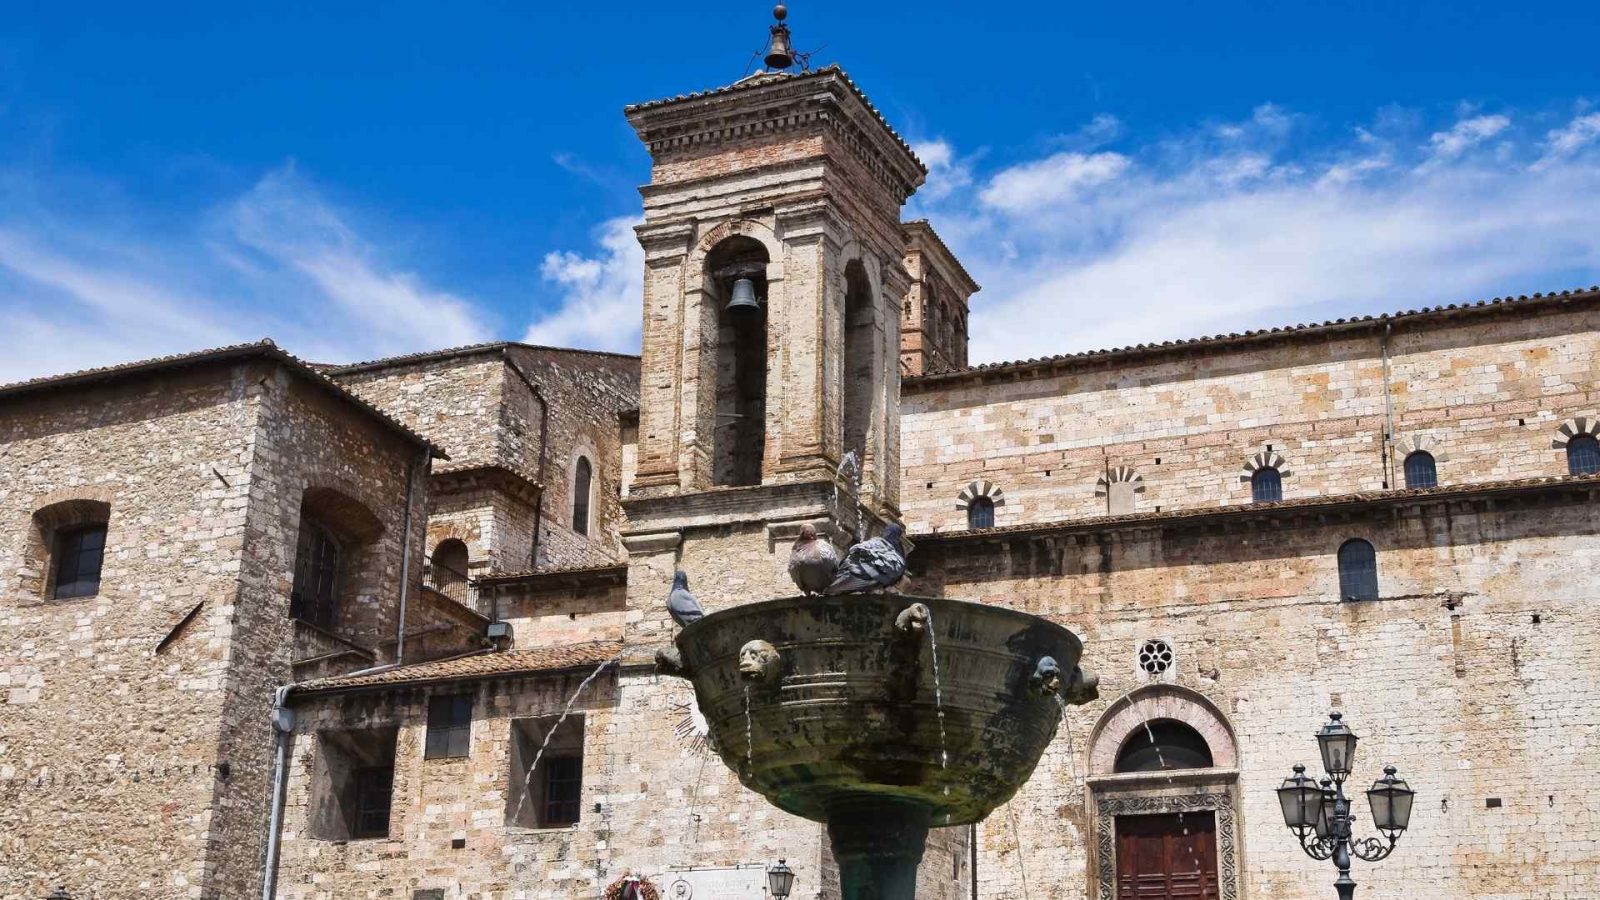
<box><xmin>1086</xmin><ymin>685</ymin><xmax>1244</xmax><ymax>900</ymax></box>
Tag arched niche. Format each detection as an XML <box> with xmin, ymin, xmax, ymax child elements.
<box><xmin>841</xmin><ymin>258</ymin><xmax>877</xmax><ymax>474</ymax></box>
<box><xmin>703</xmin><ymin>234</ymin><xmax>771</xmax><ymax>487</ymax></box>
<box><xmin>1087</xmin><ymin>684</ymin><xmax>1238</xmax><ymax>776</ymax></box>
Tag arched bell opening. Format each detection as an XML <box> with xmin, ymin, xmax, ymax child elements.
<box><xmin>708</xmin><ymin>236</ymin><xmax>770</xmax><ymax>487</ymax></box>
<box><xmin>841</xmin><ymin>259</ymin><xmax>876</xmax><ymax>481</ymax></box>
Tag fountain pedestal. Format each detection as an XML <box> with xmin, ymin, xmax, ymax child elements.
<box><xmin>662</xmin><ymin>594</ymin><xmax>1098</xmax><ymax>900</ymax></box>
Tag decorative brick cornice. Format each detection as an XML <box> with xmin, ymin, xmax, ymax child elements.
<box><xmin>626</xmin><ymin>67</ymin><xmax>926</xmax><ymax>204</ymax></box>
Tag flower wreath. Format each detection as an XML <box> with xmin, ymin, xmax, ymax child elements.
<box><xmin>603</xmin><ymin>875</ymin><xmax>661</xmax><ymax>900</ymax></box>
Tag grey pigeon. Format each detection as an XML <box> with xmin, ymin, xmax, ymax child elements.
<box><xmin>825</xmin><ymin>524</ymin><xmax>907</xmax><ymax>594</ymax></box>
<box><xmin>788</xmin><ymin>523</ymin><xmax>841</xmax><ymax>595</ymax></box>
<box><xmin>666</xmin><ymin>571</ymin><xmax>704</xmax><ymax>627</ymax></box>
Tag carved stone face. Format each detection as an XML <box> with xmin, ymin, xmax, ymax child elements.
<box><xmin>738</xmin><ymin>640</ymin><xmax>781</xmax><ymax>683</ymax></box>
<box><xmin>895</xmin><ymin>602</ymin><xmax>930</xmax><ymax>636</ymax></box>
<box><xmin>1030</xmin><ymin>655</ymin><xmax>1062</xmax><ymax>696</ymax></box>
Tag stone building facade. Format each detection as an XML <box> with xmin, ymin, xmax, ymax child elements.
<box><xmin>4</xmin><ymin>18</ymin><xmax>1600</xmax><ymax>900</ymax></box>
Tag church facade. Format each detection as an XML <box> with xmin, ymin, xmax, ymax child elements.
<box><xmin>3</xmin><ymin>22</ymin><xmax>1599</xmax><ymax>900</ymax></box>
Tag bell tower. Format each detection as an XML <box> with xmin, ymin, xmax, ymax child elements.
<box><xmin>623</xmin><ymin>6</ymin><xmax>925</xmax><ymax>528</ymax></box>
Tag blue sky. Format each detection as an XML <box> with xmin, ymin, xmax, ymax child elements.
<box><xmin>2</xmin><ymin>0</ymin><xmax>1598</xmax><ymax>379</ymax></box>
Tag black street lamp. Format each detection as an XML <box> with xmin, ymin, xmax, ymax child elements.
<box><xmin>1276</xmin><ymin>712</ymin><xmax>1415</xmax><ymax>899</ymax></box>
<box><xmin>766</xmin><ymin>859</ymin><xmax>796</xmax><ymax>900</ymax></box>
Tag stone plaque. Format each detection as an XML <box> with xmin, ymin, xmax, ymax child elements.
<box><xmin>661</xmin><ymin>865</ymin><xmax>768</xmax><ymax>899</ymax></box>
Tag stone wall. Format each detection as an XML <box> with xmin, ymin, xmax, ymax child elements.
<box><xmin>0</xmin><ymin>356</ymin><xmax>427</xmax><ymax>899</ymax></box>
<box><xmin>915</xmin><ymin>490</ymin><xmax>1600</xmax><ymax>900</ymax></box>
<box><xmin>901</xmin><ymin>300</ymin><xmax>1600</xmax><ymax>533</ymax></box>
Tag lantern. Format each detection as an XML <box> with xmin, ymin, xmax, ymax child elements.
<box><xmin>767</xmin><ymin>859</ymin><xmax>796</xmax><ymax>899</ymax></box>
<box><xmin>1277</xmin><ymin>764</ymin><xmax>1321</xmax><ymax>831</ymax></box>
<box><xmin>1366</xmin><ymin>765</ymin><xmax>1416</xmax><ymax>838</ymax></box>
<box><xmin>1315</xmin><ymin>711</ymin><xmax>1359</xmax><ymax>778</ymax></box>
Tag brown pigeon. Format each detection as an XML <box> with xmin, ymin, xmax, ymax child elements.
<box><xmin>787</xmin><ymin>523</ymin><xmax>841</xmax><ymax>595</ymax></box>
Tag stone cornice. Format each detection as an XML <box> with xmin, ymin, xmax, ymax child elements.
<box><xmin>913</xmin><ymin>473</ymin><xmax>1600</xmax><ymax>547</ymax></box>
<box><xmin>626</xmin><ymin>68</ymin><xmax>925</xmax><ymax>204</ymax></box>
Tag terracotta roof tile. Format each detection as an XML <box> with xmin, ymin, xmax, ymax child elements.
<box><xmin>295</xmin><ymin>641</ymin><xmax>624</xmax><ymax>694</ymax></box>
<box><xmin>907</xmin><ymin>286</ymin><xmax>1600</xmax><ymax>390</ymax></box>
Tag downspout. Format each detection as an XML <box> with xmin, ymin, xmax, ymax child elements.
<box><xmin>1380</xmin><ymin>322</ymin><xmax>1396</xmax><ymax>489</ymax></box>
<box><xmin>394</xmin><ymin>448</ymin><xmax>427</xmax><ymax>664</ymax></box>
<box><xmin>968</xmin><ymin>823</ymin><xmax>979</xmax><ymax>900</ymax></box>
<box><xmin>503</xmin><ymin>352</ymin><xmax>550</xmax><ymax>574</ymax></box>
<box><xmin>261</xmin><ymin>685</ymin><xmax>295</xmax><ymax>900</ymax></box>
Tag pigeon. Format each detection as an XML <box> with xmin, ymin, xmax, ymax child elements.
<box><xmin>666</xmin><ymin>571</ymin><xmax>704</xmax><ymax>627</ymax></box>
<box><xmin>825</xmin><ymin>524</ymin><xmax>907</xmax><ymax>595</ymax></box>
<box><xmin>788</xmin><ymin>523</ymin><xmax>841</xmax><ymax>595</ymax></box>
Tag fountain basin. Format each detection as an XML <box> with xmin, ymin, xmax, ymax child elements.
<box><xmin>670</xmin><ymin>593</ymin><xmax>1097</xmax><ymax>828</ymax></box>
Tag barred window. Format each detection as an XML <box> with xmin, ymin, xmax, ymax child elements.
<box><xmin>1251</xmin><ymin>467</ymin><xmax>1283</xmax><ymax>503</ymax></box>
<box><xmin>967</xmin><ymin>496</ymin><xmax>995</xmax><ymax>529</ymax></box>
<box><xmin>290</xmin><ymin>519</ymin><xmax>341</xmax><ymax>628</ymax></box>
<box><xmin>53</xmin><ymin>524</ymin><xmax>107</xmax><ymax>600</ymax></box>
<box><xmin>1403</xmin><ymin>451</ymin><xmax>1438</xmax><ymax>489</ymax></box>
<box><xmin>1568</xmin><ymin>435</ymin><xmax>1600</xmax><ymax>476</ymax></box>
<box><xmin>542</xmin><ymin>756</ymin><xmax>583</xmax><ymax>826</ymax></box>
<box><xmin>352</xmin><ymin>765</ymin><xmax>394</xmax><ymax>839</ymax></box>
<box><xmin>1337</xmin><ymin>539</ymin><xmax>1379</xmax><ymax>601</ymax></box>
<box><xmin>426</xmin><ymin>694</ymin><xmax>473</xmax><ymax>759</ymax></box>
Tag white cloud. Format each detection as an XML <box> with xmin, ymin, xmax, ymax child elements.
<box><xmin>1536</xmin><ymin>112</ymin><xmax>1600</xmax><ymax>166</ymax></box>
<box><xmin>979</xmin><ymin>151</ymin><xmax>1130</xmax><ymax>212</ymax></box>
<box><xmin>912</xmin><ymin>107</ymin><xmax>1600</xmax><ymax>366</ymax></box>
<box><xmin>1425</xmin><ymin>114</ymin><xmax>1510</xmax><ymax>160</ymax></box>
<box><xmin>524</xmin><ymin>216</ymin><xmax>643</xmax><ymax>353</ymax></box>
<box><xmin>0</xmin><ymin>163</ymin><xmax>493</xmax><ymax>381</ymax></box>
<box><xmin>910</xmin><ymin>139</ymin><xmax>973</xmax><ymax>203</ymax></box>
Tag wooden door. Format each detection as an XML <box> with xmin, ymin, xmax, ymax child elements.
<box><xmin>1115</xmin><ymin>812</ymin><xmax>1219</xmax><ymax>900</ymax></box>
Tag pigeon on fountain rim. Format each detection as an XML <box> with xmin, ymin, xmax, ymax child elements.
<box><xmin>666</xmin><ymin>570</ymin><xmax>703</xmax><ymax>627</ymax></box>
<box><xmin>788</xmin><ymin>523</ymin><xmax>841</xmax><ymax>595</ymax></box>
<box><xmin>825</xmin><ymin>524</ymin><xmax>907</xmax><ymax>594</ymax></box>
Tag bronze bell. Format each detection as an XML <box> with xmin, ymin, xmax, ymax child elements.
<box><xmin>764</xmin><ymin>22</ymin><xmax>795</xmax><ymax>70</ymax></box>
<box><xmin>726</xmin><ymin>277</ymin><xmax>762</xmax><ymax>313</ymax></box>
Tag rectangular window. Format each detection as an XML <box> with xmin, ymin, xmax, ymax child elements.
<box><xmin>290</xmin><ymin>519</ymin><xmax>341</xmax><ymax>628</ymax></box>
<box><xmin>542</xmin><ymin>755</ymin><xmax>583</xmax><ymax>826</ymax></box>
<box><xmin>53</xmin><ymin>524</ymin><xmax>107</xmax><ymax>599</ymax></box>
<box><xmin>352</xmin><ymin>765</ymin><xmax>394</xmax><ymax>839</ymax></box>
<box><xmin>507</xmin><ymin>713</ymin><xmax>585</xmax><ymax>828</ymax></box>
<box><xmin>425</xmin><ymin>694</ymin><xmax>473</xmax><ymax>759</ymax></box>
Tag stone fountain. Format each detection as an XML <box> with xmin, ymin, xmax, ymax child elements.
<box><xmin>659</xmin><ymin>593</ymin><xmax>1098</xmax><ymax>900</ymax></box>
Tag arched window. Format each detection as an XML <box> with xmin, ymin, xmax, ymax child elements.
<box><xmin>967</xmin><ymin>496</ymin><xmax>995</xmax><ymax>529</ymax></box>
<box><xmin>431</xmin><ymin>539</ymin><xmax>470</xmax><ymax>604</ymax></box>
<box><xmin>1568</xmin><ymin>434</ymin><xmax>1600</xmax><ymax>476</ymax></box>
<box><xmin>1251</xmin><ymin>466</ymin><xmax>1283</xmax><ymax>503</ymax></box>
<box><xmin>1403</xmin><ymin>451</ymin><xmax>1437</xmax><ymax>489</ymax></box>
<box><xmin>1337</xmin><ymin>539</ymin><xmax>1379</xmax><ymax>601</ymax></box>
<box><xmin>1114</xmin><ymin>720</ymin><xmax>1215</xmax><ymax>773</ymax></box>
<box><xmin>572</xmin><ymin>456</ymin><xmax>593</xmax><ymax>536</ymax></box>
<box><xmin>708</xmin><ymin>236</ymin><xmax>770</xmax><ymax>487</ymax></box>
<box><xmin>291</xmin><ymin>519</ymin><xmax>342</xmax><ymax>629</ymax></box>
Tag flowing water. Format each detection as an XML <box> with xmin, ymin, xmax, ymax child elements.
<box><xmin>509</xmin><ymin>651</ymin><xmax>622</xmax><ymax>825</ymax></box>
<box><xmin>925</xmin><ymin>608</ymin><xmax>949</xmax><ymax>771</ymax></box>
<box><xmin>743</xmin><ymin>684</ymin><xmax>754</xmax><ymax>774</ymax></box>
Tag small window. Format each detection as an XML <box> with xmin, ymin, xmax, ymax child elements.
<box><xmin>290</xmin><ymin>519</ymin><xmax>341</xmax><ymax>628</ymax></box>
<box><xmin>426</xmin><ymin>695</ymin><xmax>473</xmax><ymax>759</ymax></box>
<box><xmin>52</xmin><ymin>524</ymin><xmax>107</xmax><ymax>600</ymax></box>
<box><xmin>573</xmin><ymin>456</ymin><xmax>593</xmax><ymax>536</ymax></box>
<box><xmin>1568</xmin><ymin>434</ymin><xmax>1600</xmax><ymax>476</ymax></box>
<box><xmin>1403</xmin><ymin>451</ymin><xmax>1438</xmax><ymax>489</ymax></box>
<box><xmin>430</xmin><ymin>539</ymin><xmax>470</xmax><ymax>604</ymax></box>
<box><xmin>542</xmin><ymin>756</ymin><xmax>583</xmax><ymax>826</ymax></box>
<box><xmin>1337</xmin><ymin>539</ymin><xmax>1379</xmax><ymax>601</ymax></box>
<box><xmin>967</xmin><ymin>496</ymin><xmax>995</xmax><ymax>529</ymax></box>
<box><xmin>1251</xmin><ymin>467</ymin><xmax>1283</xmax><ymax>503</ymax></box>
<box><xmin>352</xmin><ymin>765</ymin><xmax>395</xmax><ymax>839</ymax></box>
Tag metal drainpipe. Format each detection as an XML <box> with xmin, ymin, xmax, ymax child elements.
<box><xmin>1380</xmin><ymin>322</ymin><xmax>1397</xmax><ymax>489</ymax></box>
<box><xmin>503</xmin><ymin>352</ymin><xmax>550</xmax><ymax>573</ymax></box>
<box><xmin>261</xmin><ymin>684</ymin><xmax>295</xmax><ymax>900</ymax></box>
<box><xmin>394</xmin><ymin>448</ymin><xmax>427</xmax><ymax>664</ymax></box>
<box><xmin>969</xmin><ymin>823</ymin><xmax>979</xmax><ymax>900</ymax></box>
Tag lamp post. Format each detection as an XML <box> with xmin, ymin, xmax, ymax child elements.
<box><xmin>767</xmin><ymin>859</ymin><xmax>796</xmax><ymax>900</ymax></box>
<box><xmin>1276</xmin><ymin>712</ymin><xmax>1415</xmax><ymax>899</ymax></box>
